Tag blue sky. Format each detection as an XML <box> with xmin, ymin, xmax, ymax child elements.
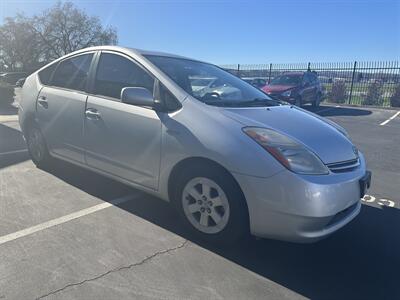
<box><xmin>1</xmin><ymin>0</ymin><xmax>399</xmax><ymax>64</ymax></box>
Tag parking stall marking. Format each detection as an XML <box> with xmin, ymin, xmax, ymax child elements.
<box><xmin>0</xmin><ymin>149</ymin><xmax>28</xmax><ymax>156</ymax></box>
<box><xmin>0</xmin><ymin>194</ymin><xmax>137</xmax><ymax>246</ymax></box>
<box><xmin>0</xmin><ymin>115</ymin><xmax>18</xmax><ymax>123</ymax></box>
<box><xmin>379</xmin><ymin>111</ymin><xmax>400</xmax><ymax>126</ymax></box>
<box><xmin>362</xmin><ymin>194</ymin><xmax>397</xmax><ymax>208</ymax></box>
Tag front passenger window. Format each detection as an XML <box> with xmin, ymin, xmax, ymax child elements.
<box><xmin>94</xmin><ymin>53</ymin><xmax>154</xmax><ymax>100</ymax></box>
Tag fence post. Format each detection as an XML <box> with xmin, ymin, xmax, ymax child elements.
<box><xmin>237</xmin><ymin>64</ymin><xmax>240</xmax><ymax>77</ymax></box>
<box><xmin>348</xmin><ymin>61</ymin><xmax>357</xmax><ymax>104</ymax></box>
<box><xmin>268</xmin><ymin>63</ymin><xmax>272</xmax><ymax>83</ymax></box>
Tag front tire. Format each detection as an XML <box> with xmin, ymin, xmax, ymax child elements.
<box><xmin>26</xmin><ymin>126</ymin><xmax>51</xmax><ymax>167</ymax></box>
<box><xmin>173</xmin><ymin>164</ymin><xmax>249</xmax><ymax>245</ymax></box>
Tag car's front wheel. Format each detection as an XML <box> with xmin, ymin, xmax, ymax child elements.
<box><xmin>173</xmin><ymin>164</ymin><xmax>249</xmax><ymax>245</ymax></box>
<box><xmin>26</xmin><ymin>126</ymin><xmax>51</xmax><ymax>167</ymax></box>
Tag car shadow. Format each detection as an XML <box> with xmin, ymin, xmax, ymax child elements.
<box><xmin>306</xmin><ymin>104</ymin><xmax>373</xmax><ymax>117</ymax></box>
<box><xmin>0</xmin><ymin>123</ymin><xmax>29</xmax><ymax>169</ymax></box>
<box><xmin>41</xmin><ymin>159</ymin><xmax>400</xmax><ymax>300</ymax></box>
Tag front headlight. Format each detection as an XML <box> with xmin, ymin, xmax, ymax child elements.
<box><xmin>281</xmin><ymin>90</ymin><xmax>292</xmax><ymax>97</ymax></box>
<box><xmin>243</xmin><ymin>127</ymin><xmax>329</xmax><ymax>175</ymax></box>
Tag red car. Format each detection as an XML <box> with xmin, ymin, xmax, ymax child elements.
<box><xmin>262</xmin><ymin>71</ymin><xmax>323</xmax><ymax>107</ymax></box>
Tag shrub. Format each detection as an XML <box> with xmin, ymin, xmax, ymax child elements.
<box><xmin>363</xmin><ymin>81</ymin><xmax>383</xmax><ymax>106</ymax></box>
<box><xmin>330</xmin><ymin>80</ymin><xmax>347</xmax><ymax>103</ymax></box>
<box><xmin>390</xmin><ymin>84</ymin><xmax>400</xmax><ymax>107</ymax></box>
<box><xmin>0</xmin><ymin>82</ymin><xmax>15</xmax><ymax>107</ymax></box>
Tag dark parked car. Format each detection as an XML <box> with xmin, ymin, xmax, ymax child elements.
<box><xmin>0</xmin><ymin>72</ymin><xmax>28</xmax><ymax>86</ymax></box>
<box><xmin>15</xmin><ymin>77</ymin><xmax>26</xmax><ymax>87</ymax></box>
<box><xmin>242</xmin><ymin>77</ymin><xmax>267</xmax><ymax>89</ymax></box>
<box><xmin>262</xmin><ymin>71</ymin><xmax>323</xmax><ymax>106</ymax></box>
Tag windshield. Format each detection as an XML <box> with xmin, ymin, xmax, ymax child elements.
<box><xmin>270</xmin><ymin>74</ymin><xmax>302</xmax><ymax>85</ymax></box>
<box><xmin>145</xmin><ymin>55</ymin><xmax>278</xmax><ymax>107</ymax></box>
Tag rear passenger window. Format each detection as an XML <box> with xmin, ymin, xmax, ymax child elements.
<box><xmin>94</xmin><ymin>53</ymin><xmax>154</xmax><ymax>100</ymax></box>
<box><xmin>52</xmin><ymin>53</ymin><xmax>93</xmax><ymax>91</ymax></box>
<box><xmin>38</xmin><ymin>63</ymin><xmax>57</xmax><ymax>85</ymax></box>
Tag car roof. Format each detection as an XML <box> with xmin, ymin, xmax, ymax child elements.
<box><xmin>67</xmin><ymin>45</ymin><xmax>204</xmax><ymax>63</ymax></box>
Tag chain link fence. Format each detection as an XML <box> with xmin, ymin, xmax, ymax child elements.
<box><xmin>220</xmin><ymin>61</ymin><xmax>400</xmax><ymax>107</ymax></box>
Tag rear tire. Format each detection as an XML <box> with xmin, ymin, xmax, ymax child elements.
<box><xmin>172</xmin><ymin>164</ymin><xmax>249</xmax><ymax>245</ymax></box>
<box><xmin>26</xmin><ymin>125</ymin><xmax>51</xmax><ymax>167</ymax></box>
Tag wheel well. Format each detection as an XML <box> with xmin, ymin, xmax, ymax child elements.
<box><xmin>167</xmin><ymin>157</ymin><xmax>249</xmax><ymax>212</ymax></box>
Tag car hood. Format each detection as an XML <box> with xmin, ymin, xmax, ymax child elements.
<box><xmin>262</xmin><ymin>84</ymin><xmax>296</xmax><ymax>93</ymax></box>
<box><xmin>221</xmin><ymin>105</ymin><xmax>357</xmax><ymax>164</ymax></box>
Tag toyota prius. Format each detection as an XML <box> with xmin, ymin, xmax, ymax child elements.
<box><xmin>19</xmin><ymin>46</ymin><xmax>371</xmax><ymax>244</ymax></box>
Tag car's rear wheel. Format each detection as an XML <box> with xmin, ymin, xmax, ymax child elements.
<box><xmin>173</xmin><ymin>164</ymin><xmax>249</xmax><ymax>245</ymax></box>
<box><xmin>26</xmin><ymin>126</ymin><xmax>51</xmax><ymax>167</ymax></box>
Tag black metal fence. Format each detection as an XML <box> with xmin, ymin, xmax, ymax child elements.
<box><xmin>220</xmin><ymin>61</ymin><xmax>400</xmax><ymax>107</ymax></box>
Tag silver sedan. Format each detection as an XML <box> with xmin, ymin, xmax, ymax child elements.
<box><xmin>18</xmin><ymin>46</ymin><xmax>371</xmax><ymax>244</ymax></box>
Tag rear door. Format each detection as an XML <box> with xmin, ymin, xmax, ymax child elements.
<box><xmin>36</xmin><ymin>52</ymin><xmax>94</xmax><ymax>163</ymax></box>
<box><xmin>84</xmin><ymin>52</ymin><xmax>162</xmax><ymax>190</ymax></box>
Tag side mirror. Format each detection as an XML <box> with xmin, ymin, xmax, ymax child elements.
<box><xmin>121</xmin><ymin>87</ymin><xmax>154</xmax><ymax>107</ymax></box>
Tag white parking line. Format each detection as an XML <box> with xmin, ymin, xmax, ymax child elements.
<box><xmin>0</xmin><ymin>194</ymin><xmax>137</xmax><ymax>246</ymax></box>
<box><xmin>0</xmin><ymin>149</ymin><xmax>28</xmax><ymax>156</ymax></box>
<box><xmin>380</xmin><ymin>111</ymin><xmax>400</xmax><ymax>126</ymax></box>
<box><xmin>0</xmin><ymin>115</ymin><xmax>18</xmax><ymax>123</ymax></box>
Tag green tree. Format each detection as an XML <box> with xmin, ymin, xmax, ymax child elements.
<box><xmin>363</xmin><ymin>81</ymin><xmax>383</xmax><ymax>106</ymax></box>
<box><xmin>31</xmin><ymin>1</ymin><xmax>117</xmax><ymax>60</ymax></box>
<box><xmin>0</xmin><ymin>1</ymin><xmax>118</xmax><ymax>71</ymax></box>
<box><xmin>0</xmin><ymin>15</ymin><xmax>42</xmax><ymax>71</ymax></box>
<box><xmin>330</xmin><ymin>80</ymin><xmax>347</xmax><ymax>103</ymax></box>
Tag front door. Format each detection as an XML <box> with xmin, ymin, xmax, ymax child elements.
<box><xmin>84</xmin><ymin>52</ymin><xmax>161</xmax><ymax>190</ymax></box>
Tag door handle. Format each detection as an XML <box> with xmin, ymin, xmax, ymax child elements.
<box><xmin>38</xmin><ymin>96</ymin><xmax>48</xmax><ymax>108</ymax></box>
<box><xmin>85</xmin><ymin>108</ymin><xmax>101</xmax><ymax>120</ymax></box>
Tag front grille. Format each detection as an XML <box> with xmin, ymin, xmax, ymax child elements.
<box><xmin>327</xmin><ymin>158</ymin><xmax>360</xmax><ymax>173</ymax></box>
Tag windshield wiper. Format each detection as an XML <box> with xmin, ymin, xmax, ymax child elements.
<box><xmin>202</xmin><ymin>98</ymin><xmax>288</xmax><ymax>107</ymax></box>
<box><xmin>238</xmin><ymin>98</ymin><xmax>287</xmax><ymax>107</ymax></box>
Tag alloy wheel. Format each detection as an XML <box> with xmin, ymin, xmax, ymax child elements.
<box><xmin>182</xmin><ymin>177</ymin><xmax>230</xmax><ymax>234</ymax></box>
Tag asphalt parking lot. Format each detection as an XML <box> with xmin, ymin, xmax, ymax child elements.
<box><xmin>0</xmin><ymin>100</ymin><xmax>399</xmax><ymax>300</ymax></box>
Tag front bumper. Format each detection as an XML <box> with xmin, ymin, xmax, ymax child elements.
<box><xmin>265</xmin><ymin>93</ymin><xmax>296</xmax><ymax>103</ymax></box>
<box><xmin>233</xmin><ymin>153</ymin><xmax>370</xmax><ymax>243</ymax></box>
